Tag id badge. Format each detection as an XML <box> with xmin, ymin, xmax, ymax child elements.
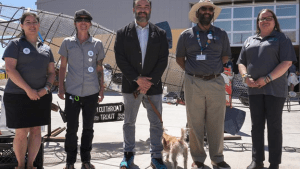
<box><xmin>196</xmin><ymin>54</ymin><xmax>206</xmax><ymax>61</ymax></box>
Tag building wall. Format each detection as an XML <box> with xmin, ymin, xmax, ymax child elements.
<box><xmin>36</xmin><ymin>0</ymin><xmax>199</xmax><ymax>31</ymax></box>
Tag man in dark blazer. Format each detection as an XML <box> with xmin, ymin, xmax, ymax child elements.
<box><xmin>114</xmin><ymin>0</ymin><xmax>169</xmax><ymax>168</ymax></box>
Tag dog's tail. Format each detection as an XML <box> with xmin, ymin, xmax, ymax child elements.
<box><xmin>180</xmin><ymin>128</ymin><xmax>186</xmax><ymax>142</ymax></box>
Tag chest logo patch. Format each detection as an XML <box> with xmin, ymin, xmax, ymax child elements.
<box><xmin>88</xmin><ymin>50</ymin><xmax>94</xmax><ymax>57</ymax></box>
<box><xmin>23</xmin><ymin>48</ymin><xmax>30</xmax><ymax>54</ymax></box>
<box><xmin>88</xmin><ymin>66</ymin><xmax>94</xmax><ymax>72</ymax></box>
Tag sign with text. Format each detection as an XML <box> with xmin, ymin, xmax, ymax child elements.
<box><xmin>94</xmin><ymin>102</ymin><xmax>125</xmax><ymax>123</ymax></box>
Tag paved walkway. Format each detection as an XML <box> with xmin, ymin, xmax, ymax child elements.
<box><xmin>1</xmin><ymin>90</ymin><xmax>300</xmax><ymax>169</ymax></box>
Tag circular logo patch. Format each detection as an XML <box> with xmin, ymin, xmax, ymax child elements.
<box><xmin>88</xmin><ymin>67</ymin><xmax>94</xmax><ymax>72</ymax></box>
<box><xmin>23</xmin><ymin>48</ymin><xmax>30</xmax><ymax>54</ymax></box>
<box><xmin>88</xmin><ymin>51</ymin><xmax>94</xmax><ymax>57</ymax></box>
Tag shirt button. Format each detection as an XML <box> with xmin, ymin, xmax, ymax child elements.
<box><xmin>139</xmin><ymin>51</ymin><xmax>141</xmax><ymax>53</ymax></box>
<box><xmin>140</xmin><ymin>62</ymin><xmax>141</xmax><ymax>65</ymax></box>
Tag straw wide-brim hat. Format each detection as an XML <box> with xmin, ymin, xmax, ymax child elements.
<box><xmin>189</xmin><ymin>0</ymin><xmax>222</xmax><ymax>23</ymax></box>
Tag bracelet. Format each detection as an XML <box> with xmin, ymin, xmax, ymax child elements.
<box><xmin>267</xmin><ymin>74</ymin><xmax>273</xmax><ymax>81</ymax></box>
<box><xmin>264</xmin><ymin>77</ymin><xmax>268</xmax><ymax>84</ymax></box>
<box><xmin>46</xmin><ymin>82</ymin><xmax>53</xmax><ymax>88</ymax></box>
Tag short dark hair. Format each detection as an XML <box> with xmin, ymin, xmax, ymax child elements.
<box><xmin>20</xmin><ymin>12</ymin><xmax>40</xmax><ymax>36</ymax></box>
<box><xmin>256</xmin><ymin>9</ymin><xmax>281</xmax><ymax>35</ymax></box>
<box><xmin>133</xmin><ymin>0</ymin><xmax>152</xmax><ymax>8</ymax></box>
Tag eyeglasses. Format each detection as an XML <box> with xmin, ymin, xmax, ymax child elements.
<box><xmin>23</xmin><ymin>21</ymin><xmax>39</xmax><ymax>26</ymax></box>
<box><xmin>75</xmin><ymin>18</ymin><xmax>91</xmax><ymax>23</ymax></box>
<box><xmin>200</xmin><ymin>6</ymin><xmax>214</xmax><ymax>12</ymax></box>
<box><xmin>259</xmin><ymin>16</ymin><xmax>273</xmax><ymax>22</ymax></box>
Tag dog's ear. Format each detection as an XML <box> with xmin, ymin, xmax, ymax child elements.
<box><xmin>163</xmin><ymin>137</ymin><xmax>167</xmax><ymax>146</ymax></box>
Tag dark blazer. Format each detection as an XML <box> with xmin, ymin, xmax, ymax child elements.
<box><xmin>114</xmin><ymin>21</ymin><xmax>169</xmax><ymax>95</ymax></box>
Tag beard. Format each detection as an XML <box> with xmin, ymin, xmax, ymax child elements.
<box><xmin>134</xmin><ymin>11</ymin><xmax>151</xmax><ymax>23</ymax></box>
<box><xmin>198</xmin><ymin>13</ymin><xmax>213</xmax><ymax>26</ymax></box>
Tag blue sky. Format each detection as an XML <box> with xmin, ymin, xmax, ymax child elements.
<box><xmin>0</xmin><ymin>0</ymin><xmax>36</xmax><ymax>67</ymax></box>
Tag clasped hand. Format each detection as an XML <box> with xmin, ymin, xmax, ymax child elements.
<box><xmin>136</xmin><ymin>76</ymin><xmax>153</xmax><ymax>94</ymax></box>
<box><xmin>246</xmin><ymin>77</ymin><xmax>267</xmax><ymax>89</ymax></box>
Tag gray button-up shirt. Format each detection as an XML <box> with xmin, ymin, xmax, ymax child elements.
<box><xmin>237</xmin><ymin>30</ymin><xmax>297</xmax><ymax>98</ymax></box>
<box><xmin>135</xmin><ymin>20</ymin><xmax>149</xmax><ymax>68</ymax></box>
<box><xmin>176</xmin><ymin>25</ymin><xmax>231</xmax><ymax>75</ymax></box>
<box><xmin>58</xmin><ymin>35</ymin><xmax>105</xmax><ymax>97</ymax></box>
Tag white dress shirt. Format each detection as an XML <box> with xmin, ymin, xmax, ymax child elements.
<box><xmin>135</xmin><ymin>20</ymin><xmax>149</xmax><ymax>68</ymax></box>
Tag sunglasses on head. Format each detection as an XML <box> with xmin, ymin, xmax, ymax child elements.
<box><xmin>200</xmin><ymin>6</ymin><xmax>214</xmax><ymax>12</ymax></box>
<box><xmin>75</xmin><ymin>17</ymin><xmax>91</xmax><ymax>22</ymax></box>
<box><xmin>259</xmin><ymin>16</ymin><xmax>273</xmax><ymax>22</ymax></box>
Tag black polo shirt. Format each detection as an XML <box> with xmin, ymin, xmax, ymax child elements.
<box><xmin>2</xmin><ymin>36</ymin><xmax>55</xmax><ymax>94</ymax></box>
<box><xmin>237</xmin><ymin>30</ymin><xmax>297</xmax><ymax>97</ymax></box>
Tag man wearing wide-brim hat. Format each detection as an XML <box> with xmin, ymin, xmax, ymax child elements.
<box><xmin>176</xmin><ymin>0</ymin><xmax>231</xmax><ymax>169</ymax></box>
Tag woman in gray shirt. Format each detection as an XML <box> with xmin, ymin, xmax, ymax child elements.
<box><xmin>237</xmin><ymin>9</ymin><xmax>296</xmax><ymax>169</ymax></box>
<box><xmin>2</xmin><ymin>12</ymin><xmax>55</xmax><ymax>169</ymax></box>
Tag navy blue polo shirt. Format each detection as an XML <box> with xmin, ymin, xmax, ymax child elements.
<box><xmin>2</xmin><ymin>36</ymin><xmax>55</xmax><ymax>94</ymax></box>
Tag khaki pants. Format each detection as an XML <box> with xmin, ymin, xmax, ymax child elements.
<box><xmin>184</xmin><ymin>74</ymin><xmax>226</xmax><ymax>163</ymax></box>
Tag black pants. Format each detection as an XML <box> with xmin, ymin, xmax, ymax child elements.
<box><xmin>65</xmin><ymin>92</ymin><xmax>98</xmax><ymax>164</ymax></box>
<box><xmin>249</xmin><ymin>94</ymin><xmax>285</xmax><ymax>165</ymax></box>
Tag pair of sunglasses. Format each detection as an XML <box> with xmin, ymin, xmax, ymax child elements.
<box><xmin>75</xmin><ymin>18</ymin><xmax>91</xmax><ymax>22</ymax></box>
<box><xmin>200</xmin><ymin>6</ymin><xmax>214</xmax><ymax>12</ymax></box>
<box><xmin>259</xmin><ymin>16</ymin><xmax>273</xmax><ymax>22</ymax></box>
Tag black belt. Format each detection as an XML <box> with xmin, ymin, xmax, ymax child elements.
<box><xmin>187</xmin><ymin>73</ymin><xmax>221</xmax><ymax>81</ymax></box>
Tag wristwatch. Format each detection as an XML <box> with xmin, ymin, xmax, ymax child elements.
<box><xmin>242</xmin><ymin>73</ymin><xmax>251</xmax><ymax>83</ymax></box>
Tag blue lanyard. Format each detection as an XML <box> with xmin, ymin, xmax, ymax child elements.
<box><xmin>196</xmin><ymin>30</ymin><xmax>212</xmax><ymax>54</ymax></box>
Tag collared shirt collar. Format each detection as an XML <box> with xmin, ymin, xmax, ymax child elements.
<box><xmin>20</xmin><ymin>35</ymin><xmax>43</xmax><ymax>47</ymax></box>
<box><xmin>134</xmin><ymin>19</ymin><xmax>149</xmax><ymax>29</ymax></box>
<box><xmin>255</xmin><ymin>30</ymin><xmax>277</xmax><ymax>39</ymax></box>
<box><xmin>194</xmin><ymin>24</ymin><xmax>215</xmax><ymax>33</ymax></box>
<box><xmin>74</xmin><ymin>34</ymin><xmax>93</xmax><ymax>43</ymax></box>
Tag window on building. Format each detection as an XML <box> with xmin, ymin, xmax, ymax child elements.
<box><xmin>233</xmin><ymin>33</ymin><xmax>252</xmax><ymax>44</ymax></box>
<box><xmin>214</xmin><ymin>21</ymin><xmax>231</xmax><ymax>31</ymax></box>
<box><xmin>283</xmin><ymin>31</ymin><xmax>297</xmax><ymax>43</ymax></box>
<box><xmin>218</xmin><ymin>8</ymin><xmax>231</xmax><ymax>19</ymax></box>
<box><xmin>234</xmin><ymin>7</ymin><xmax>252</xmax><ymax>18</ymax></box>
<box><xmin>213</xmin><ymin>3</ymin><xmax>298</xmax><ymax>46</ymax></box>
<box><xmin>278</xmin><ymin>18</ymin><xmax>296</xmax><ymax>30</ymax></box>
<box><xmin>254</xmin><ymin>6</ymin><xmax>274</xmax><ymax>17</ymax></box>
<box><xmin>276</xmin><ymin>5</ymin><xmax>296</xmax><ymax>16</ymax></box>
<box><xmin>233</xmin><ymin>20</ymin><xmax>252</xmax><ymax>31</ymax></box>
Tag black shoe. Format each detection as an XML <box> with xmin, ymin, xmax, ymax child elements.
<box><xmin>63</xmin><ymin>164</ymin><xmax>74</xmax><ymax>169</ymax></box>
<box><xmin>81</xmin><ymin>162</ymin><xmax>95</xmax><ymax>169</ymax></box>
<box><xmin>247</xmin><ymin>161</ymin><xmax>264</xmax><ymax>169</ymax></box>
<box><xmin>212</xmin><ymin>161</ymin><xmax>231</xmax><ymax>169</ymax></box>
<box><xmin>192</xmin><ymin>161</ymin><xmax>204</xmax><ymax>169</ymax></box>
<box><xmin>269</xmin><ymin>164</ymin><xmax>279</xmax><ymax>169</ymax></box>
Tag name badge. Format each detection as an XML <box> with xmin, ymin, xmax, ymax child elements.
<box><xmin>196</xmin><ymin>54</ymin><xmax>206</xmax><ymax>61</ymax></box>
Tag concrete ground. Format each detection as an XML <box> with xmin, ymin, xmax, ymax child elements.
<box><xmin>1</xmin><ymin>90</ymin><xmax>300</xmax><ymax>169</ymax></box>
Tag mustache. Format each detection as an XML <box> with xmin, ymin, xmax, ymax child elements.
<box><xmin>138</xmin><ymin>12</ymin><xmax>147</xmax><ymax>16</ymax></box>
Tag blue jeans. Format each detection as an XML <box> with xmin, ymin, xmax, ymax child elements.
<box><xmin>122</xmin><ymin>93</ymin><xmax>163</xmax><ymax>158</ymax></box>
